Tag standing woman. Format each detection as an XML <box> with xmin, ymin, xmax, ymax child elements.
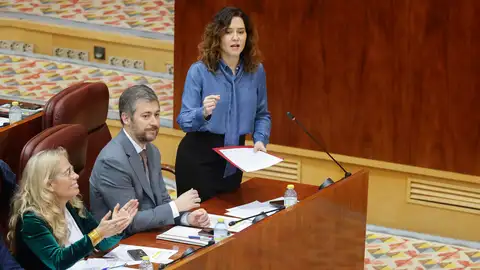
<box><xmin>176</xmin><ymin>6</ymin><xmax>271</xmax><ymax>201</ymax></box>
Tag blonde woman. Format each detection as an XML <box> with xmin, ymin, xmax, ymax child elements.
<box><xmin>7</xmin><ymin>147</ymin><xmax>138</xmax><ymax>270</ymax></box>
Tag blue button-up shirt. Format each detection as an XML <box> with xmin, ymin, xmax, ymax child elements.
<box><xmin>177</xmin><ymin>60</ymin><xmax>272</xmax><ymax>176</ymax></box>
<box><xmin>177</xmin><ymin>60</ymin><xmax>271</xmax><ymax>144</ymax></box>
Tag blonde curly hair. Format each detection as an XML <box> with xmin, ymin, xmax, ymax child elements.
<box><xmin>7</xmin><ymin>147</ymin><xmax>85</xmax><ymax>253</ymax></box>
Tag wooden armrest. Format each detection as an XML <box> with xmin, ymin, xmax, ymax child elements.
<box><xmin>161</xmin><ymin>163</ymin><xmax>175</xmax><ymax>175</ymax></box>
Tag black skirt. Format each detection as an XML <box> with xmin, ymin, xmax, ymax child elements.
<box><xmin>175</xmin><ymin>132</ymin><xmax>246</xmax><ymax>201</ymax></box>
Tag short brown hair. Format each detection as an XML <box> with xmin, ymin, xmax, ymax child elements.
<box><xmin>198</xmin><ymin>7</ymin><xmax>262</xmax><ymax>73</ymax></box>
<box><xmin>118</xmin><ymin>84</ymin><xmax>158</xmax><ymax>125</ymax></box>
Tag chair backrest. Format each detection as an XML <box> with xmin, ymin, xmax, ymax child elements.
<box><xmin>19</xmin><ymin>124</ymin><xmax>89</xmax><ymax>206</ymax></box>
<box><xmin>43</xmin><ymin>82</ymin><xmax>112</xmax><ymax>209</ymax></box>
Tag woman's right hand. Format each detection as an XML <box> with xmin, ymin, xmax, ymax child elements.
<box><xmin>202</xmin><ymin>95</ymin><xmax>220</xmax><ymax>118</ymax></box>
<box><xmin>95</xmin><ymin>205</ymin><xmax>130</xmax><ymax>238</ymax></box>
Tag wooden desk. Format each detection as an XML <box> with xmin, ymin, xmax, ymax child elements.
<box><xmin>0</xmin><ymin>99</ymin><xmax>43</xmax><ymax>176</ymax></box>
<box><xmin>120</xmin><ymin>178</ymin><xmax>319</xmax><ymax>255</ymax></box>
<box><xmin>119</xmin><ymin>172</ymin><xmax>369</xmax><ymax>269</ymax></box>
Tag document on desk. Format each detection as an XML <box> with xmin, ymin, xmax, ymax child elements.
<box><xmin>0</xmin><ymin>117</ymin><xmax>9</xmax><ymax>126</ymax></box>
<box><xmin>104</xmin><ymin>244</ymin><xmax>177</xmax><ymax>264</ymax></box>
<box><xmin>224</xmin><ymin>200</ymin><xmax>279</xmax><ymax>219</ymax></box>
<box><xmin>156</xmin><ymin>226</ymin><xmax>211</xmax><ymax>246</ymax></box>
<box><xmin>213</xmin><ymin>146</ymin><xmax>283</xmax><ymax>172</ymax></box>
<box><xmin>226</xmin><ymin>200</ymin><xmax>267</xmax><ymax>212</ymax></box>
<box><xmin>68</xmin><ymin>258</ymin><xmax>139</xmax><ymax>269</ymax></box>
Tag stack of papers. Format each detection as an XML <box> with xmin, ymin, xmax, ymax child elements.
<box><xmin>157</xmin><ymin>226</ymin><xmax>211</xmax><ymax>246</ymax></box>
<box><xmin>104</xmin><ymin>244</ymin><xmax>177</xmax><ymax>264</ymax></box>
<box><xmin>0</xmin><ymin>117</ymin><xmax>9</xmax><ymax>127</ymax></box>
<box><xmin>208</xmin><ymin>214</ymin><xmax>252</xmax><ymax>233</ymax></box>
<box><xmin>213</xmin><ymin>146</ymin><xmax>283</xmax><ymax>172</ymax></box>
<box><xmin>225</xmin><ymin>200</ymin><xmax>279</xmax><ymax>219</ymax></box>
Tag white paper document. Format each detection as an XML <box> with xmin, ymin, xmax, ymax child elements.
<box><xmin>226</xmin><ymin>200</ymin><xmax>266</xmax><ymax>212</ymax></box>
<box><xmin>104</xmin><ymin>244</ymin><xmax>177</xmax><ymax>264</ymax></box>
<box><xmin>208</xmin><ymin>214</ymin><xmax>252</xmax><ymax>233</ymax></box>
<box><xmin>214</xmin><ymin>146</ymin><xmax>283</xmax><ymax>172</ymax></box>
<box><xmin>0</xmin><ymin>117</ymin><xmax>9</xmax><ymax>126</ymax></box>
<box><xmin>68</xmin><ymin>258</ymin><xmax>139</xmax><ymax>270</ymax></box>
<box><xmin>224</xmin><ymin>200</ymin><xmax>280</xmax><ymax>219</ymax></box>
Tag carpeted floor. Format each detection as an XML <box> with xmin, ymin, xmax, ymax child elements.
<box><xmin>0</xmin><ymin>0</ymin><xmax>174</xmax><ymax>36</ymax></box>
<box><xmin>364</xmin><ymin>231</ymin><xmax>479</xmax><ymax>269</ymax></box>
<box><xmin>0</xmin><ymin>51</ymin><xmax>174</xmax><ymax>126</ymax></box>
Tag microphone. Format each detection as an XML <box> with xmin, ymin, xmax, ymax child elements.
<box><xmin>157</xmin><ymin>240</ymin><xmax>215</xmax><ymax>269</ymax></box>
<box><xmin>286</xmin><ymin>112</ymin><xmax>352</xmax><ymax>182</ymax></box>
<box><xmin>228</xmin><ymin>205</ymin><xmax>285</xmax><ymax>226</ymax></box>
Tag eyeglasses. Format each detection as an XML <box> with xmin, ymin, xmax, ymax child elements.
<box><xmin>58</xmin><ymin>167</ymin><xmax>75</xmax><ymax>178</ymax></box>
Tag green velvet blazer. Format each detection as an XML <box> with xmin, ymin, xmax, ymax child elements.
<box><xmin>14</xmin><ymin>203</ymin><xmax>122</xmax><ymax>270</ymax></box>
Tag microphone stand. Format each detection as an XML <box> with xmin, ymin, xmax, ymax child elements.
<box><xmin>228</xmin><ymin>205</ymin><xmax>285</xmax><ymax>226</ymax></box>
<box><xmin>287</xmin><ymin>112</ymin><xmax>352</xmax><ymax>180</ymax></box>
<box><xmin>157</xmin><ymin>240</ymin><xmax>215</xmax><ymax>269</ymax></box>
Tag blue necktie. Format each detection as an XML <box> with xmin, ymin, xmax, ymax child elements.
<box><xmin>219</xmin><ymin>62</ymin><xmax>243</xmax><ymax>177</ymax></box>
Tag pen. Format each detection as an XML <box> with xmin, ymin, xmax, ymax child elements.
<box><xmin>101</xmin><ymin>263</ymin><xmax>127</xmax><ymax>270</ymax></box>
<box><xmin>188</xmin><ymin>235</ymin><xmax>212</xmax><ymax>241</ymax></box>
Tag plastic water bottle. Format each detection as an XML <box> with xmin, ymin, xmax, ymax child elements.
<box><xmin>213</xmin><ymin>218</ymin><xmax>228</xmax><ymax>242</ymax></box>
<box><xmin>139</xmin><ymin>256</ymin><xmax>153</xmax><ymax>270</ymax></box>
<box><xmin>284</xmin><ymin>184</ymin><xmax>298</xmax><ymax>208</ymax></box>
<box><xmin>8</xmin><ymin>101</ymin><xmax>22</xmax><ymax>124</ymax></box>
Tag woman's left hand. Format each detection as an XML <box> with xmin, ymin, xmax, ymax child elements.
<box><xmin>112</xmin><ymin>199</ymin><xmax>139</xmax><ymax>231</ymax></box>
<box><xmin>253</xmin><ymin>141</ymin><xmax>267</xmax><ymax>153</ymax></box>
<box><xmin>120</xmin><ymin>199</ymin><xmax>139</xmax><ymax>218</ymax></box>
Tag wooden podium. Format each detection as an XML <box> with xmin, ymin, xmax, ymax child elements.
<box><xmin>121</xmin><ymin>170</ymin><xmax>369</xmax><ymax>269</ymax></box>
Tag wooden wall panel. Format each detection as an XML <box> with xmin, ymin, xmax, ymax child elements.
<box><xmin>174</xmin><ymin>0</ymin><xmax>480</xmax><ymax>176</ymax></box>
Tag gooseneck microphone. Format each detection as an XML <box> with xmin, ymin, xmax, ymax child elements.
<box><xmin>286</xmin><ymin>112</ymin><xmax>352</xmax><ymax>180</ymax></box>
<box><xmin>228</xmin><ymin>205</ymin><xmax>285</xmax><ymax>226</ymax></box>
<box><xmin>157</xmin><ymin>240</ymin><xmax>215</xmax><ymax>269</ymax></box>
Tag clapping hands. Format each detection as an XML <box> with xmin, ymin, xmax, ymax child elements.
<box><xmin>96</xmin><ymin>199</ymin><xmax>138</xmax><ymax>238</ymax></box>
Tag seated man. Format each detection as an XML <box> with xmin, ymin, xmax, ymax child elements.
<box><xmin>90</xmin><ymin>85</ymin><xmax>210</xmax><ymax>235</ymax></box>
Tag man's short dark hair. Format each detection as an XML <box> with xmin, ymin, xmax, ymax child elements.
<box><xmin>118</xmin><ymin>84</ymin><xmax>158</xmax><ymax>125</ymax></box>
